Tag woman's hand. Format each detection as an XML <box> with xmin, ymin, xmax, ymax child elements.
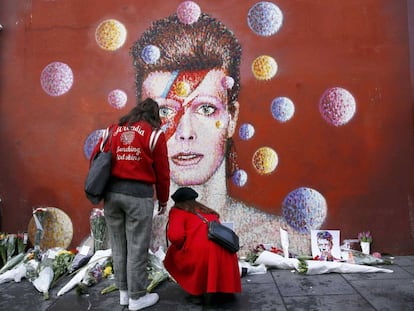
<box><xmin>158</xmin><ymin>202</ymin><xmax>167</xmax><ymax>215</ymax></box>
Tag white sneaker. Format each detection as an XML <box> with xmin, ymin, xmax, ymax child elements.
<box><xmin>120</xmin><ymin>290</ymin><xmax>129</xmax><ymax>306</ymax></box>
<box><xmin>129</xmin><ymin>293</ymin><xmax>159</xmax><ymax>311</ymax></box>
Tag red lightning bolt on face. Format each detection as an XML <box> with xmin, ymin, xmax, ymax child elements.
<box><xmin>160</xmin><ymin>69</ymin><xmax>210</xmax><ymax>141</ymax></box>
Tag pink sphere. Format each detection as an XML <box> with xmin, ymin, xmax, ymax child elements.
<box><xmin>177</xmin><ymin>1</ymin><xmax>201</xmax><ymax>25</ymax></box>
<box><xmin>319</xmin><ymin>87</ymin><xmax>356</xmax><ymax>126</ymax></box>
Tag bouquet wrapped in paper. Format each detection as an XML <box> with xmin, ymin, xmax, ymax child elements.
<box><xmin>76</xmin><ymin>261</ymin><xmax>106</xmax><ymax>295</ymax></box>
<box><xmin>255</xmin><ymin>251</ymin><xmax>393</xmax><ymax>275</ymax></box>
<box><xmin>90</xmin><ymin>208</ymin><xmax>107</xmax><ymax>252</ymax></box>
<box><xmin>51</xmin><ymin>249</ymin><xmax>75</xmax><ymax>288</ymax></box>
<box><xmin>0</xmin><ymin>261</ymin><xmax>27</xmax><ymax>284</ymax></box>
<box><xmin>57</xmin><ymin>249</ymin><xmax>112</xmax><ymax>296</ymax></box>
<box><xmin>147</xmin><ymin>247</ymin><xmax>171</xmax><ymax>292</ymax></box>
<box><xmin>16</xmin><ymin>233</ymin><xmax>27</xmax><ymax>254</ymax></box>
<box><xmin>0</xmin><ymin>233</ymin><xmax>7</xmax><ymax>267</ymax></box>
<box><xmin>6</xmin><ymin>234</ymin><xmax>16</xmax><ymax>261</ymax></box>
<box><xmin>32</xmin><ymin>207</ymin><xmax>48</xmax><ymax>250</ymax></box>
<box><xmin>31</xmin><ymin>248</ymin><xmax>66</xmax><ymax>300</ymax></box>
<box><xmin>32</xmin><ymin>258</ymin><xmax>54</xmax><ymax>300</ymax></box>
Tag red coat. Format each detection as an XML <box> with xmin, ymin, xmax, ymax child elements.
<box><xmin>164</xmin><ymin>208</ymin><xmax>241</xmax><ymax>296</ymax></box>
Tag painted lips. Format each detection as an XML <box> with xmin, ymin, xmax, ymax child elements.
<box><xmin>171</xmin><ymin>152</ymin><xmax>203</xmax><ymax>166</ymax></box>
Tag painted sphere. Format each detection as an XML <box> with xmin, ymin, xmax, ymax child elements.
<box><xmin>271</xmin><ymin>97</ymin><xmax>295</xmax><ymax>122</ymax></box>
<box><xmin>177</xmin><ymin>1</ymin><xmax>201</xmax><ymax>25</ymax></box>
<box><xmin>95</xmin><ymin>19</ymin><xmax>127</xmax><ymax>51</ymax></box>
<box><xmin>232</xmin><ymin>169</ymin><xmax>248</xmax><ymax>187</ymax></box>
<box><xmin>239</xmin><ymin>123</ymin><xmax>255</xmax><ymax>140</ymax></box>
<box><xmin>252</xmin><ymin>147</ymin><xmax>278</xmax><ymax>174</ymax></box>
<box><xmin>40</xmin><ymin>62</ymin><xmax>74</xmax><ymax>96</ymax></box>
<box><xmin>247</xmin><ymin>1</ymin><xmax>283</xmax><ymax>36</ymax></box>
<box><xmin>282</xmin><ymin>187</ymin><xmax>327</xmax><ymax>233</ymax></box>
<box><xmin>84</xmin><ymin>129</ymin><xmax>105</xmax><ymax>159</ymax></box>
<box><xmin>108</xmin><ymin>89</ymin><xmax>127</xmax><ymax>109</ymax></box>
<box><xmin>141</xmin><ymin>45</ymin><xmax>160</xmax><ymax>64</ymax></box>
<box><xmin>319</xmin><ymin>87</ymin><xmax>356</xmax><ymax>126</ymax></box>
<box><xmin>221</xmin><ymin>76</ymin><xmax>235</xmax><ymax>90</ymax></box>
<box><xmin>252</xmin><ymin>55</ymin><xmax>278</xmax><ymax>80</ymax></box>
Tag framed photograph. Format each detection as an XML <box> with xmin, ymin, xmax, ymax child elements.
<box><xmin>311</xmin><ymin>230</ymin><xmax>341</xmax><ymax>261</ymax></box>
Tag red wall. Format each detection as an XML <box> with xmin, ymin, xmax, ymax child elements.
<box><xmin>1</xmin><ymin>0</ymin><xmax>413</xmax><ymax>254</ymax></box>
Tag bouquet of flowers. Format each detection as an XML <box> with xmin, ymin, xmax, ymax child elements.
<box><xmin>32</xmin><ymin>207</ymin><xmax>48</xmax><ymax>250</ymax></box>
<box><xmin>57</xmin><ymin>249</ymin><xmax>112</xmax><ymax>296</ymax></box>
<box><xmin>32</xmin><ymin>257</ymin><xmax>54</xmax><ymax>300</ymax></box>
<box><xmin>6</xmin><ymin>234</ymin><xmax>16</xmax><ymax>261</ymax></box>
<box><xmin>90</xmin><ymin>208</ymin><xmax>107</xmax><ymax>252</ymax></box>
<box><xmin>245</xmin><ymin>244</ymin><xmax>284</xmax><ymax>264</ymax></box>
<box><xmin>51</xmin><ymin>249</ymin><xmax>75</xmax><ymax>288</ymax></box>
<box><xmin>0</xmin><ymin>233</ymin><xmax>7</xmax><ymax>267</ymax></box>
<box><xmin>147</xmin><ymin>248</ymin><xmax>171</xmax><ymax>292</ymax></box>
<box><xmin>255</xmin><ymin>250</ymin><xmax>393</xmax><ymax>275</ymax></box>
<box><xmin>358</xmin><ymin>231</ymin><xmax>373</xmax><ymax>243</ymax></box>
<box><xmin>16</xmin><ymin>233</ymin><xmax>27</xmax><ymax>254</ymax></box>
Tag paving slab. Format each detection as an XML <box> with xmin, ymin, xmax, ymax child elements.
<box><xmin>349</xmin><ymin>278</ymin><xmax>414</xmax><ymax>311</ymax></box>
<box><xmin>270</xmin><ymin>269</ymin><xmax>357</xmax><ymax>296</ymax></box>
<box><xmin>283</xmin><ymin>294</ymin><xmax>376</xmax><ymax>311</ymax></box>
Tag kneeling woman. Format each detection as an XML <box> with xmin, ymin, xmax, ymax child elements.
<box><xmin>164</xmin><ymin>187</ymin><xmax>241</xmax><ymax>303</ymax></box>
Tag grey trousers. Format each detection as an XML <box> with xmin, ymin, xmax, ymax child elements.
<box><xmin>104</xmin><ymin>192</ymin><xmax>153</xmax><ymax>299</ymax></box>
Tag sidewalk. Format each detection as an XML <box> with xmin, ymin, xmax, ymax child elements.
<box><xmin>0</xmin><ymin>256</ymin><xmax>413</xmax><ymax>311</ymax></box>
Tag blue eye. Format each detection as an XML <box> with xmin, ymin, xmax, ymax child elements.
<box><xmin>159</xmin><ymin>106</ymin><xmax>176</xmax><ymax>118</ymax></box>
<box><xmin>197</xmin><ymin>104</ymin><xmax>216</xmax><ymax>116</ymax></box>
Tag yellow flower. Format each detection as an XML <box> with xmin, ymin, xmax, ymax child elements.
<box><xmin>103</xmin><ymin>266</ymin><xmax>113</xmax><ymax>278</ymax></box>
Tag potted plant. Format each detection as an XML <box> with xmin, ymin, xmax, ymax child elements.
<box><xmin>358</xmin><ymin>231</ymin><xmax>372</xmax><ymax>254</ymax></box>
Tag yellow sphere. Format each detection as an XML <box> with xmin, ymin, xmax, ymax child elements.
<box><xmin>95</xmin><ymin>19</ymin><xmax>127</xmax><ymax>51</ymax></box>
<box><xmin>252</xmin><ymin>147</ymin><xmax>278</xmax><ymax>174</ymax></box>
<box><xmin>252</xmin><ymin>55</ymin><xmax>278</xmax><ymax>80</ymax></box>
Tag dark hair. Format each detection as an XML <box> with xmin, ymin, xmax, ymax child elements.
<box><xmin>131</xmin><ymin>13</ymin><xmax>242</xmax><ymax>116</ymax></box>
<box><xmin>118</xmin><ymin>98</ymin><xmax>161</xmax><ymax>128</ymax></box>
<box><xmin>173</xmin><ymin>200</ymin><xmax>219</xmax><ymax>217</ymax></box>
<box><xmin>131</xmin><ymin>12</ymin><xmax>242</xmax><ymax>178</ymax></box>
<box><xmin>317</xmin><ymin>231</ymin><xmax>333</xmax><ymax>242</ymax></box>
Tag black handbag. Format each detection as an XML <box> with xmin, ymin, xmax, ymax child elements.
<box><xmin>195</xmin><ymin>211</ymin><xmax>240</xmax><ymax>253</ymax></box>
<box><xmin>84</xmin><ymin>127</ymin><xmax>113</xmax><ymax>205</ymax></box>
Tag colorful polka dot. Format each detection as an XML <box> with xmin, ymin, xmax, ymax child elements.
<box><xmin>271</xmin><ymin>97</ymin><xmax>295</xmax><ymax>122</ymax></box>
<box><xmin>84</xmin><ymin>129</ymin><xmax>105</xmax><ymax>159</ymax></box>
<box><xmin>239</xmin><ymin>123</ymin><xmax>255</xmax><ymax>140</ymax></box>
<box><xmin>40</xmin><ymin>62</ymin><xmax>74</xmax><ymax>97</ymax></box>
<box><xmin>247</xmin><ymin>1</ymin><xmax>283</xmax><ymax>36</ymax></box>
<box><xmin>319</xmin><ymin>87</ymin><xmax>356</xmax><ymax>126</ymax></box>
<box><xmin>141</xmin><ymin>45</ymin><xmax>160</xmax><ymax>64</ymax></box>
<box><xmin>282</xmin><ymin>187</ymin><xmax>327</xmax><ymax>233</ymax></box>
<box><xmin>232</xmin><ymin>169</ymin><xmax>248</xmax><ymax>187</ymax></box>
<box><xmin>177</xmin><ymin>1</ymin><xmax>201</xmax><ymax>25</ymax></box>
<box><xmin>108</xmin><ymin>89</ymin><xmax>127</xmax><ymax>109</ymax></box>
<box><xmin>252</xmin><ymin>55</ymin><xmax>278</xmax><ymax>80</ymax></box>
<box><xmin>95</xmin><ymin>19</ymin><xmax>127</xmax><ymax>51</ymax></box>
<box><xmin>252</xmin><ymin>146</ymin><xmax>278</xmax><ymax>174</ymax></box>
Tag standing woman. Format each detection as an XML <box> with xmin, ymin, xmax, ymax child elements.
<box><xmin>164</xmin><ymin>187</ymin><xmax>241</xmax><ymax>305</ymax></box>
<box><xmin>91</xmin><ymin>98</ymin><xmax>170</xmax><ymax>310</ymax></box>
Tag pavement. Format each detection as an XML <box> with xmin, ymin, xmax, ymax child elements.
<box><xmin>0</xmin><ymin>255</ymin><xmax>413</xmax><ymax>311</ymax></box>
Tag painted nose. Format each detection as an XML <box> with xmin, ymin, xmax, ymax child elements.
<box><xmin>176</xmin><ymin>110</ymin><xmax>195</xmax><ymax>141</ymax></box>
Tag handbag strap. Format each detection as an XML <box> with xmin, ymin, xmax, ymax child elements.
<box><xmin>194</xmin><ymin>211</ymin><xmax>209</xmax><ymax>224</ymax></box>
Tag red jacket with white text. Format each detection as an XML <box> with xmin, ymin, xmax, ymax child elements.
<box><xmin>90</xmin><ymin>121</ymin><xmax>170</xmax><ymax>204</ymax></box>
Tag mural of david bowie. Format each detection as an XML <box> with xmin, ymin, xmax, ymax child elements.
<box><xmin>130</xmin><ymin>10</ymin><xmax>315</xmax><ymax>257</ymax></box>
